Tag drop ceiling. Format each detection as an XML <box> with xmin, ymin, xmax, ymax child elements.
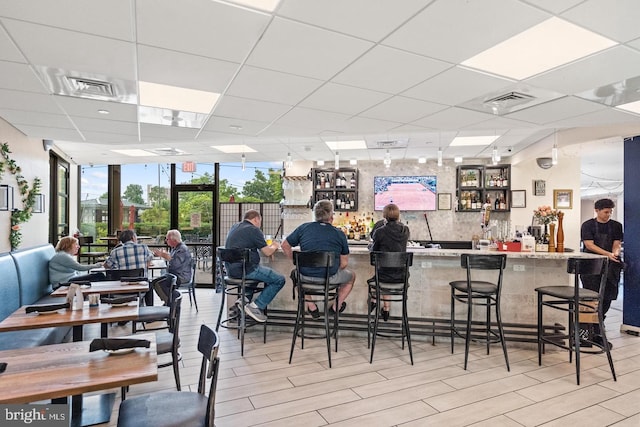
<box><xmin>1</xmin><ymin>0</ymin><xmax>638</xmax><ymax>198</ymax></box>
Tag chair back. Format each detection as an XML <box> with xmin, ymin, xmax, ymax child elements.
<box><xmin>461</xmin><ymin>253</ymin><xmax>507</xmax><ymax>292</ymax></box>
<box><xmin>168</xmin><ymin>290</ymin><xmax>182</xmax><ymax>335</ymax></box>
<box><xmin>569</xmin><ymin>256</ymin><xmax>609</xmax><ymax>299</ymax></box>
<box><xmin>369</xmin><ymin>251</ymin><xmax>413</xmax><ymax>286</ymax></box>
<box><xmin>293</xmin><ymin>251</ymin><xmax>334</xmax><ymax>286</ymax></box>
<box><xmin>78</xmin><ymin>236</ymin><xmax>93</xmax><ymax>245</ymax></box>
<box><xmin>196</xmin><ymin>324</ymin><xmax>221</xmax><ymax>426</ymax></box>
<box><xmin>152</xmin><ymin>273</ymin><xmax>177</xmax><ymax>305</ymax></box>
<box><xmin>217</xmin><ymin>247</ymin><xmax>251</xmax><ymax>279</ymax></box>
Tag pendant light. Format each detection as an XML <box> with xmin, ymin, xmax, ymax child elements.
<box><xmin>334</xmin><ymin>151</ymin><xmax>340</xmax><ymax>170</ymax></box>
<box><xmin>552</xmin><ymin>131</ymin><xmax>558</xmax><ymax>165</ymax></box>
<box><xmin>437</xmin><ymin>148</ymin><xmax>443</xmax><ymax>167</ymax></box>
<box><xmin>286</xmin><ymin>152</ymin><xmax>293</xmax><ymax>169</ymax></box>
<box><xmin>383</xmin><ymin>149</ymin><xmax>391</xmax><ymax>168</ymax></box>
<box><xmin>241</xmin><ymin>153</ymin><xmax>246</xmax><ymax>171</ymax></box>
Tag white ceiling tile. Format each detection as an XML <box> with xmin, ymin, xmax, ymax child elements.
<box><xmin>0</xmin><ymin>0</ymin><xmax>134</xmax><ymax>41</ymax></box>
<box><xmin>2</xmin><ymin>20</ymin><xmax>136</xmax><ymax>81</ymax></box>
<box><xmin>72</xmin><ymin>117</ymin><xmax>139</xmax><ymax>135</ymax></box>
<box><xmin>0</xmin><ymin>109</ymin><xmax>74</xmax><ymax>129</ymax></box>
<box><xmin>246</xmin><ymin>17</ymin><xmax>373</xmax><ymax>80</ymax></box>
<box><xmin>275</xmin><ymin>106</ymin><xmax>350</xmax><ymax>131</ymax></box>
<box><xmin>0</xmin><ymin>88</ymin><xmax>64</xmax><ymax>114</ymax></box>
<box><xmin>561</xmin><ymin>0</ymin><xmax>640</xmax><ymax>43</ymax></box>
<box><xmin>359</xmin><ymin>96</ymin><xmax>447</xmax><ymax>123</ymax></box>
<box><xmin>383</xmin><ymin>0</ymin><xmax>549</xmax><ymax>63</ymax></box>
<box><xmin>299</xmin><ymin>83</ymin><xmax>391</xmax><ymax>116</ymax></box>
<box><xmin>202</xmin><ymin>115</ymin><xmax>271</xmax><ymax>135</ymax></box>
<box><xmin>548</xmin><ymin>106</ymin><xmax>640</xmax><ymax>128</ymax></box>
<box><xmin>136</xmin><ymin>0</ymin><xmax>270</xmax><ymax>63</ymax></box>
<box><xmin>13</xmin><ymin>124</ymin><xmax>82</xmax><ymax>140</ymax></box>
<box><xmin>214</xmin><ymin>96</ymin><xmax>291</xmax><ymax>124</ymax></box>
<box><xmin>506</xmin><ymin>96</ymin><xmax>606</xmax><ymax>124</ymax></box>
<box><xmin>277</xmin><ymin>0</ymin><xmax>431</xmax><ymax>42</ymax></box>
<box><xmin>403</xmin><ymin>66</ymin><xmax>513</xmax><ymax>106</ymax></box>
<box><xmin>0</xmin><ymin>22</ymin><xmax>25</xmax><ymax>62</ymax></box>
<box><xmin>0</xmin><ymin>61</ymin><xmax>48</xmax><ymax>93</ymax></box>
<box><xmin>78</xmin><ymin>132</ymin><xmax>142</xmax><ymax>145</ymax></box>
<box><xmin>137</xmin><ymin>45</ymin><xmax>240</xmax><ymax>93</ymax></box>
<box><xmin>526</xmin><ymin>46</ymin><xmax>640</xmax><ymax>95</ymax></box>
<box><xmin>331</xmin><ymin>116</ymin><xmax>403</xmax><ymax>134</ymax></box>
<box><xmin>226</xmin><ymin>66</ymin><xmax>322</xmax><ymax>105</ymax></box>
<box><xmin>54</xmin><ymin>96</ymin><xmax>138</xmax><ymax>122</ymax></box>
<box><xmin>333</xmin><ymin>45</ymin><xmax>451</xmax><ymax>94</ymax></box>
<box><xmin>140</xmin><ymin>123</ymin><xmax>199</xmax><ymax>140</ymax></box>
<box><xmin>412</xmin><ymin>107</ymin><xmax>496</xmax><ymax>130</ymax></box>
<box><xmin>522</xmin><ymin>0</ymin><xmax>585</xmax><ymax>15</ymax></box>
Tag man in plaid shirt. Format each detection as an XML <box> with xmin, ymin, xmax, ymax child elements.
<box><xmin>104</xmin><ymin>229</ymin><xmax>154</xmax><ymax>272</ymax></box>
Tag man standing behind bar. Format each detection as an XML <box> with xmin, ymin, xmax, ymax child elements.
<box><xmin>281</xmin><ymin>199</ymin><xmax>356</xmax><ymax>315</ymax></box>
<box><xmin>225</xmin><ymin>210</ymin><xmax>285</xmax><ymax>323</ymax></box>
<box><xmin>580</xmin><ymin>198</ymin><xmax>623</xmax><ymax>346</ymax></box>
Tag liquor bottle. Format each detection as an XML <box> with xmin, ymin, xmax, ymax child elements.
<box><xmin>350</xmin><ymin>173</ymin><xmax>356</xmax><ymax>189</ymax></box>
<box><xmin>502</xmin><ymin>171</ymin><xmax>508</xmax><ymax>187</ymax></box>
<box><xmin>499</xmin><ymin>194</ymin><xmax>506</xmax><ymax>210</ymax></box>
<box><xmin>494</xmin><ymin>195</ymin><xmax>500</xmax><ymax>210</ymax></box>
<box><xmin>489</xmin><ymin>175</ymin><xmax>495</xmax><ymax>187</ymax></box>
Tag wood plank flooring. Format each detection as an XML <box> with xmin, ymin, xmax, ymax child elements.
<box><xmin>98</xmin><ymin>288</ymin><xmax>640</xmax><ymax>427</ymax></box>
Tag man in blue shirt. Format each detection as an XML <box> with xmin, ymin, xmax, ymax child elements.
<box><xmin>225</xmin><ymin>210</ymin><xmax>285</xmax><ymax>322</ymax></box>
<box><xmin>282</xmin><ymin>200</ymin><xmax>355</xmax><ymax>316</ymax></box>
<box><xmin>153</xmin><ymin>229</ymin><xmax>193</xmax><ymax>285</ymax></box>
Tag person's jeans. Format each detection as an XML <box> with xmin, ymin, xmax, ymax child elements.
<box><xmin>245</xmin><ymin>265</ymin><xmax>286</xmax><ymax>310</ymax></box>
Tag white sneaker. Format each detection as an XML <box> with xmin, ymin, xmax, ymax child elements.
<box><xmin>244</xmin><ymin>302</ymin><xmax>267</xmax><ymax>323</ymax></box>
<box><xmin>235</xmin><ymin>296</ymin><xmax>250</xmax><ymax>307</ymax></box>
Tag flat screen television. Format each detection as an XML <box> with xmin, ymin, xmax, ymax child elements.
<box><xmin>374</xmin><ymin>175</ymin><xmax>437</xmax><ymax>211</ymax></box>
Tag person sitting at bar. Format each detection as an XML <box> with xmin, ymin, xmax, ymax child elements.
<box><xmin>104</xmin><ymin>229</ymin><xmax>154</xmax><ymax>272</ymax></box>
<box><xmin>225</xmin><ymin>210</ymin><xmax>286</xmax><ymax>323</ymax></box>
<box><xmin>282</xmin><ymin>199</ymin><xmax>356</xmax><ymax>317</ymax></box>
<box><xmin>49</xmin><ymin>236</ymin><xmax>106</xmax><ymax>288</ymax></box>
<box><xmin>368</xmin><ymin>203</ymin><xmax>410</xmax><ymax>321</ymax></box>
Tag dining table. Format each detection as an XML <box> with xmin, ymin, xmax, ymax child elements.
<box><xmin>0</xmin><ymin>333</ymin><xmax>157</xmax><ymax>426</ymax></box>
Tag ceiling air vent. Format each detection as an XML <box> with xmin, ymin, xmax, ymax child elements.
<box><xmin>484</xmin><ymin>91</ymin><xmax>535</xmax><ymax>107</ymax></box>
<box><xmin>367</xmin><ymin>139</ymin><xmax>409</xmax><ymax>149</ymax></box>
<box><xmin>152</xmin><ymin>148</ymin><xmax>186</xmax><ymax>156</ymax></box>
<box><xmin>66</xmin><ymin>76</ymin><xmax>115</xmax><ymax>98</ymax></box>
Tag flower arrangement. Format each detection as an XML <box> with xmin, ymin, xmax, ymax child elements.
<box><xmin>533</xmin><ymin>205</ymin><xmax>560</xmax><ymax>225</ymax></box>
<box><xmin>1</xmin><ymin>142</ymin><xmax>41</xmax><ymax>251</ymax></box>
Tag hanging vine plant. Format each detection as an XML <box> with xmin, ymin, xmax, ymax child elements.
<box><xmin>0</xmin><ymin>142</ymin><xmax>41</xmax><ymax>251</ymax></box>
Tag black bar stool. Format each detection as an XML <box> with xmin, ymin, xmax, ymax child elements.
<box><xmin>450</xmin><ymin>253</ymin><xmax>509</xmax><ymax>371</ymax></box>
<box><xmin>367</xmin><ymin>251</ymin><xmax>414</xmax><ymax>364</ymax></box>
<box><xmin>215</xmin><ymin>247</ymin><xmax>266</xmax><ymax>356</ymax></box>
<box><xmin>536</xmin><ymin>256</ymin><xmax>615</xmax><ymax>385</ymax></box>
<box><xmin>289</xmin><ymin>251</ymin><xmax>339</xmax><ymax>367</ymax></box>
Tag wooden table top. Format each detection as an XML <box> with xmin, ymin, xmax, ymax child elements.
<box><xmin>50</xmin><ymin>280</ymin><xmax>149</xmax><ymax>297</ymax></box>
<box><xmin>0</xmin><ymin>333</ymin><xmax>157</xmax><ymax>403</ymax></box>
<box><xmin>0</xmin><ymin>301</ymin><xmax>140</xmax><ymax>332</ymax></box>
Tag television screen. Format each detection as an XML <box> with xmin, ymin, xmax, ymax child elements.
<box><xmin>374</xmin><ymin>175</ymin><xmax>437</xmax><ymax>211</ymax></box>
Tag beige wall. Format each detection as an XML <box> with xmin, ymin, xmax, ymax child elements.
<box><xmin>0</xmin><ymin>118</ymin><xmax>50</xmax><ymax>252</ymax></box>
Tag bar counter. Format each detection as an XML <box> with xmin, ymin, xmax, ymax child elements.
<box><xmin>261</xmin><ymin>246</ymin><xmax>601</xmax><ymax>344</ymax></box>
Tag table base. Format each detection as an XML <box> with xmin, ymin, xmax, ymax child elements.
<box><xmin>70</xmin><ymin>393</ymin><xmax>116</xmax><ymax>427</ymax></box>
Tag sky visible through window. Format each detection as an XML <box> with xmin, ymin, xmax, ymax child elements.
<box><xmin>80</xmin><ymin>161</ymin><xmax>282</xmax><ymax>201</ymax></box>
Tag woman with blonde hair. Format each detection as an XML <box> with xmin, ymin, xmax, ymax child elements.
<box><xmin>49</xmin><ymin>236</ymin><xmax>105</xmax><ymax>288</ymax></box>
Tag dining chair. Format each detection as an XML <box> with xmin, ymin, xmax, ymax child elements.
<box><xmin>367</xmin><ymin>251</ymin><xmax>414</xmax><ymax>364</ymax></box>
<box><xmin>289</xmin><ymin>251</ymin><xmax>339</xmax><ymax>368</ymax></box>
<box><xmin>117</xmin><ymin>324</ymin><xmax>220</xmax><ymax>427</ymax></box>
<box><xmin>450</xmin><ymin>253</ymin><xmax>510</xmax><ymax>371</ymax></box>
<box><xmin>215</xmin><ymin>247</ymin><xmax>266</xmax><ymax>356</ymax></box>
<box><xmin>156</xmin><ymin>290</ymin><xmax>183</xmax><ymax>390</ymax></box>
<box><xmin>177</xmin><ymin>258</ymin><xmax>198</xmax><ymax>311</ymax></box>
<box><xmin>132</xmin><ymin>274</ymin><xmax>176</xmax><ymax>333</ymax></box>
<box><xmin>536</xmin><ymin>256</ymin><xmax>615</xmax><ymax>385</ymax></box>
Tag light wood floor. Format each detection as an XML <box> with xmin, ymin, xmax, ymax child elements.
<box><xmin>100</xmin><ymin>287</ymin><xmax>640</xmax><ymax>427</ymax></box>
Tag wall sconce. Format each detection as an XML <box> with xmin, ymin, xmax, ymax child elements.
<box><xmin>33</xmin><ymin>193</ymin><xmax>45</xmax><ymax>213</ymax></box>
<box><xmin>536</xmin><ymin>157</ymin><xmax>554</xmax><ymax>169</ymax></box>
<box><xmin>1</xmin><ymin>185</ymin><xmax>14</xmax><ymax>211</ymax></box>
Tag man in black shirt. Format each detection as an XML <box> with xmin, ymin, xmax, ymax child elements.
<box><xmin>580</xmin><ymin>198</ymin><xmax>623</xmax><ymax>346</ymax></box>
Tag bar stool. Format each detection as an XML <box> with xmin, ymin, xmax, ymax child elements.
<box><xmin>450</xmin><ymin>253</ymin><xmax>509</xmax><ymax>371</ymax></box>
<box><xmin>367</xmin><ymin>251</ymin><xmax>413</xmax><ymax>364</ymax></box>
<box><xmin>215</xmin><ymin>247</ymin><xmax>266</xmax><ymax>356</ymax></box>
<box><xmin>289</xmin><ymin>251</ymin><xmax>339</xmax><ymax>367</ymax></box>
<box><xmin>536</xmin><ymin>256</ymin><xmax>615</xmax><ymax>385</ymax></box>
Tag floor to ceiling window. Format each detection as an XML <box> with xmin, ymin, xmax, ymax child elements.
<box><xmin>49</xmin><ymin>152</ymin><xmax>69</xmax><ymax>243</ymax></box>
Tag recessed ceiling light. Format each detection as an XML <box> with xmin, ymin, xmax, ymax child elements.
<box><xmin>97</xmin><ymin>109</ymin><xmax>110</xmax><ymax>115</ymax></box>
<box><xmin>229</xmin><ymin>124</ymin><xmax>243</xmax><ymax>130</ymax></box>
<box><xmin>324</xmin><ymin>140</ymin><xmax>367</xmax><ymax>150</ymax></box>
<box><xmin>418</xmin><ymin>157</ymin><xmax>427</xmax><ymax>164</ymax></box>
<box><xmin>111</xmin><ymin>149</ymin><xmax>157</xmax><ymax>157</ymax></box>
<box><xmin>450</xmin><ymin>136</ymin><xmax>500</xmax><ymax>146</ymax></box>
<box><xmin>212</xmin><ymin>145</ymin><xmax>256</xmax><ymax>154</ymax></box>
<box><xmin>615</xmin><ymin>100</ymin><xmax>640</xmax><ymax>115</ymax></box>
<box><xmin>462</xmin><ymin>17</ymin><xmax>617</xmax><ymax>80</ymax></box>
<box><xmin>139</xmin><ymin>81</ymin><xmax>220</xmax><ymax>114</ymax></box>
